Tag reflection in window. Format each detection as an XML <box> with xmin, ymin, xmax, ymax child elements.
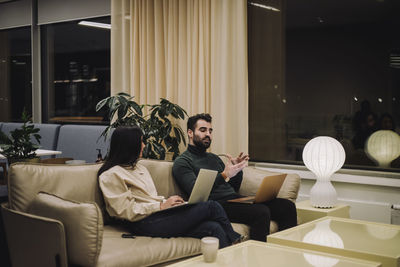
<box><xmin>248</xmin><ymin>0</ymin><xmax>400</xmax><ymax>171</ymax></box>
<box><xmin>41</xmin><ymin>17</ymin><xmax>110</xmax><ymax>124</ymax></box>
<box><xmin>0</xmin><ymin>27</ymin><xmax>32</xmax><ymax>121</ymax></box>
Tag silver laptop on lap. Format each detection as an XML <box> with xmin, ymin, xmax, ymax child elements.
<box><xmin>158</xmin><ymin>168</ymin><xmax>218</xmax><ymax>211</ymax></box>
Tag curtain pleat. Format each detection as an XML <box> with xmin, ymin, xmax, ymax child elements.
<box><xmin>111</xmin><ymin>0</ymin><xmax>248</xmax><ymax>155</ymax></box>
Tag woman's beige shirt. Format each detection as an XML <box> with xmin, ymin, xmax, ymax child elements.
<box><xmin>99</xmin><ymin>163</ymin><xmax>165</xmax><ymax>222</ymax></box>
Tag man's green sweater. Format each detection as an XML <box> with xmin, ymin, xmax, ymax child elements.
<box><xmin>172</xmin><ymin>145</ymin><xmax>243</xmax><ymax>201</ymax></box>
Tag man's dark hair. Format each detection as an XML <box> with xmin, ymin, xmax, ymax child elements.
<box><xmin>187</xmin><ymin>113</ymin><xmax>212</xmax><ymax>131</ymax></box>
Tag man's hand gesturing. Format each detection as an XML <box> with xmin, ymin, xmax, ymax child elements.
<box><xmin>222</xmin><ymin>154</ymin><xmax>249</xmax><ymax>180</ymax></box>
<box><xmin>230</xmin><ymin>152</ymin><xmax>250</xmax><ymax>165</ymax></box>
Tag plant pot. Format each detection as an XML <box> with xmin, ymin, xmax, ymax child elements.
<box><xmin>165</xmin><ymin>152</ymin><xmax>174</xmax><ymax>161</ymax></box>
<box><xmin>8</xmin><ymin>157</ymin><xmax>41</xmax><ymax>165</ymax></box>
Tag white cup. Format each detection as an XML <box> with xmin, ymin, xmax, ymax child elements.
<box><xmin>201</xmin><ymin>237</ymin><xmax>219</xmax><ymax>263</ymax></box>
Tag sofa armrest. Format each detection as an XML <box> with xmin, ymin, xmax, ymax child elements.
<box><xmin>239</xmin><ymin>167</ymin><xmax>300</xmax><ymax>202</ymax></box>
<box><xmin>1</xmin><ymin>202</ymin><xmax>68</xmax><ymax>267</ymax></box>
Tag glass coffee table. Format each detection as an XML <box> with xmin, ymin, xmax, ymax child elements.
<box><xmin>267</xmin><ymin>216</ymin><xmax>400</xmax><ymax>267</ymax></box>
<box><xmin>167</xmin><ymin>240</ymin><xmax>380</xmax><ymax>267</ymax></box>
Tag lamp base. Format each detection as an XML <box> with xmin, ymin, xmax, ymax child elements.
<box><xmin>310</xmin><ymin>180</ymin><xmax>337</xmax><ymax>208</ymax></box>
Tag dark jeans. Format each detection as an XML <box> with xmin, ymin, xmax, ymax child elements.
<box><xmin>126</xmin><ymin>201</ymin><xmax>240</xmax><ymax>248</ymax></box>
<box><xmin>219</xmin><ymin>197</ymin><xmax>297</xmax><ymax>242</ymax></box>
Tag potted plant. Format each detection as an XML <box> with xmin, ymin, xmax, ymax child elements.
<box><xmin>96</xmin><ymin>92</ymin><xmax>187</xmax><ymax>160</ymax></box>
<box><xmin>0</xmin><ymin>111</ymin><xmax>42</xmax><ymax>164</ymax></box>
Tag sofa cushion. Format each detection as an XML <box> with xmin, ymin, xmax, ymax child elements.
<box><xmin>28</xmin><ymin>192</ymin><xmax>103</xmax><ymax>267</ymax></box>
<box><xmin>0</xmin><ymin>122</ymin><xmax>24</xmax><ymax>136</ymax></box>
<box><xmin>98</xmin><ymin>225</ymin><xmax>201</xmax><ymax>267</ymax></box>
<box><xmin>33</xmin><ymin>123</ymin><xmax>61</xmax><ymax>150</ymax></box>
<box><xmin>241</xmin><ymin>167</ymin><xmax>299</xmax><ymax>202</ymax></box>
<box><xmin>8</xmin><ymin>163</ymin><xmax>104</xmax><ymax>213</ymax></box>
<box><xmin>240</xmin><ymin>167</ymin><xmax>279</xmax><ymax>196</ymax></box>
<box><xmin>138</xmin><ymin>159</ymin><xmax>184</xmax><ymax>198</ymax></box>
<box><xmin>56</xmin><ymin>125</ymin><xmax>111</xmax><ymax>163</ymax></box>
<box><xmin>277</xmin><ymin>173</ymin><xmax>300</xmax><ymax>202</ymax></box>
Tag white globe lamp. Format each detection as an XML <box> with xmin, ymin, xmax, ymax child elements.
<box><xmin>302</xmin><ymin>136</ymin><xmax>346</xmax><ymax>208</ymax></box>
<box><xmin>365</xmin><ymin>130</ymin><xmax>400</xmax><ymax>168</ymax></box>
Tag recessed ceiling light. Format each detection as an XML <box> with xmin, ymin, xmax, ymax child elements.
<box><xmin>78</xmin><ymin>21</ymin><xmax>111</xmax><ymax>30</ymax></box>
<box><xmin>249</xmin><ymin>2</ymin><xmax>280</xmax><ymax>12</ymax></box>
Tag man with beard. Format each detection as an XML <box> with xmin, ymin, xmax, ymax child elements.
<box><xmin>172</xmin><ymin>113</ymin><xmax>297</xmax><ymax>242</ymax></box>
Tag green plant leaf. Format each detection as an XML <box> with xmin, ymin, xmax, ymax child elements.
<box><xmin>152</xmin><ymin>142</ymin><xmax>165</xmax><ymax>159</ymax></box>
<box><xmin>96</xmin><ymin>95</ymin><xmax>188</xmax><ymax>160</ymax></box>
<box><xmin>158</xmin><ymin>105</ymin><xmax>167</xmax><ymax>118</ymax></box>
<box><xmin>33</xmin><ymin>134</ymin><xmax>41</xmax><ymax>143</ymax></box>
<box><xmin>175</xmin><ymin>105</ymin><xmax>186</xmax><ymax>119</ymax></box>
<box><xmin>1</xmin><ymin>110</ymin><xmax>41</xmax><ymax>160</ymax></box>
<box><xmin>118</xmin><ymin>102</ymin><xmax>128</xmax><ymax>119</ymax></box>
<box><xmin>175</xmin><ymin>126</ymin><xmax>186</xmax><ymax>145</ymax></box>
<box><xmin>173</xmin><ymin>127</ymin><xmax>181</xmax><ymax>144</ymax></box>
<box><xmin>95</xmin><ymin>97</ymin><xmax>109</xmax><ymax>112</ymax></box>
<box><xmin>131</xmin><ymin>101</ymin><xmax>143</xmax><ymax>116</ymax></box>
<box><xmin>117</xmin><ymin>92</ymin><xmax>131</xmax><ymax>97</ymax></box>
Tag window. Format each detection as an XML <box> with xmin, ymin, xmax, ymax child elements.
<box><xmin>248</xmin><ymin>0</ymin><xmax>400</xmax><ymax>171</ymax></box>
<box><xmin>41</xmin><ymin>17</ymin><xmax>110</xmax><ymax>124</ymax></box>
<box><xmin>0</xmin><ymin>27</ymin><xmax>32</xmax><ymax>121</ymax></box>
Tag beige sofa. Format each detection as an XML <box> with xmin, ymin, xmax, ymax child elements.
<box><xmin>1</xmin><ymin>159</ymin><xmax>300</xmax><ymax>267</ymax></box>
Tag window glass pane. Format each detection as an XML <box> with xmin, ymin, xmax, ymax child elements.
<box><xmin>248</xmin><ymin>0</ymin><xmax>400</xmax><ymax>171</ymax></box>
<box><xmin>41</xmin><ymin>16</ymin><xmax>110</xmax><ymax>124</ymax></box>
<box><xmin>0</xmin><ymin>27</ymin><xmax>32</xmax><ymax>121</ymax></box>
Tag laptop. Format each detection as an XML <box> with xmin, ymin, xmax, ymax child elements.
<box><xmin>227</xmin><ymin>174</ymin><xmax>287</xmax><ymax>204</ymax></box>
<box><xmin>157</xmin><ymin>168</ymin><xmax>218</xmax><ymax>211</ymax></box>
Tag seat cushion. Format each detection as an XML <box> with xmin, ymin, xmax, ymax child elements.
<box><xmin>98</xmin><ymin>225</ymin><xmax>201</xmax><ymax>267</ymax></box>
<box><xmin>28</xmin><ymin>192</ymin><xmax>103</xmax><ymax>267</ymax></box>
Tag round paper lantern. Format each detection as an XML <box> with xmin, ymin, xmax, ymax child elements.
<box><xmin>365</xmin><ymin>130</ymin><xmax>400</xmax><ymax>168</ymax></box>
<box><xmin>302</xmin><ymin>136</ymin><xmax>346</xmax><ymax>208</ymax></box>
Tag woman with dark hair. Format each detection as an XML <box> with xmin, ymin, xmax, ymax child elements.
<box><xmin>98</xmin><ymin>126</ymin><xmax>241</xmax><ymax>248</ymax></box>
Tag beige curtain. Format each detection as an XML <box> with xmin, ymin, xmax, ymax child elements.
<box><xmin>111</xmin><ymin>0</ymin><xmax>248</xmax><ymax>156</ymax></box>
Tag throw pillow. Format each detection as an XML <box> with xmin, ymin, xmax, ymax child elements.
<box><xmin>28</xmin><ymin>192</ymin><xmax>103</xmax><ymax>267</ymax></box>
<box><xmin>240</xmin><ymin>167</ymin><xmax>286</xmax><ymax>199</ymax></box>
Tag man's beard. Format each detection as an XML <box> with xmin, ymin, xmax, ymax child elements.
<box><xmin>193</xmin><ymin>135</ymin><xmax>211</xmax><ymax>150</ymax></box>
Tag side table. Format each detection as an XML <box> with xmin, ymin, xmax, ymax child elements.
<box><xmin>296</xmin><ymin>200</ymin><xmax>350</xmax><ymax>224</ymax></box>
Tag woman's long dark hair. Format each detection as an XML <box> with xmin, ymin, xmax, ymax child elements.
<box><xmin>97</xmin><ymin>126</ymin><xmax>143</xmax><ymax>177</ymax></box>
